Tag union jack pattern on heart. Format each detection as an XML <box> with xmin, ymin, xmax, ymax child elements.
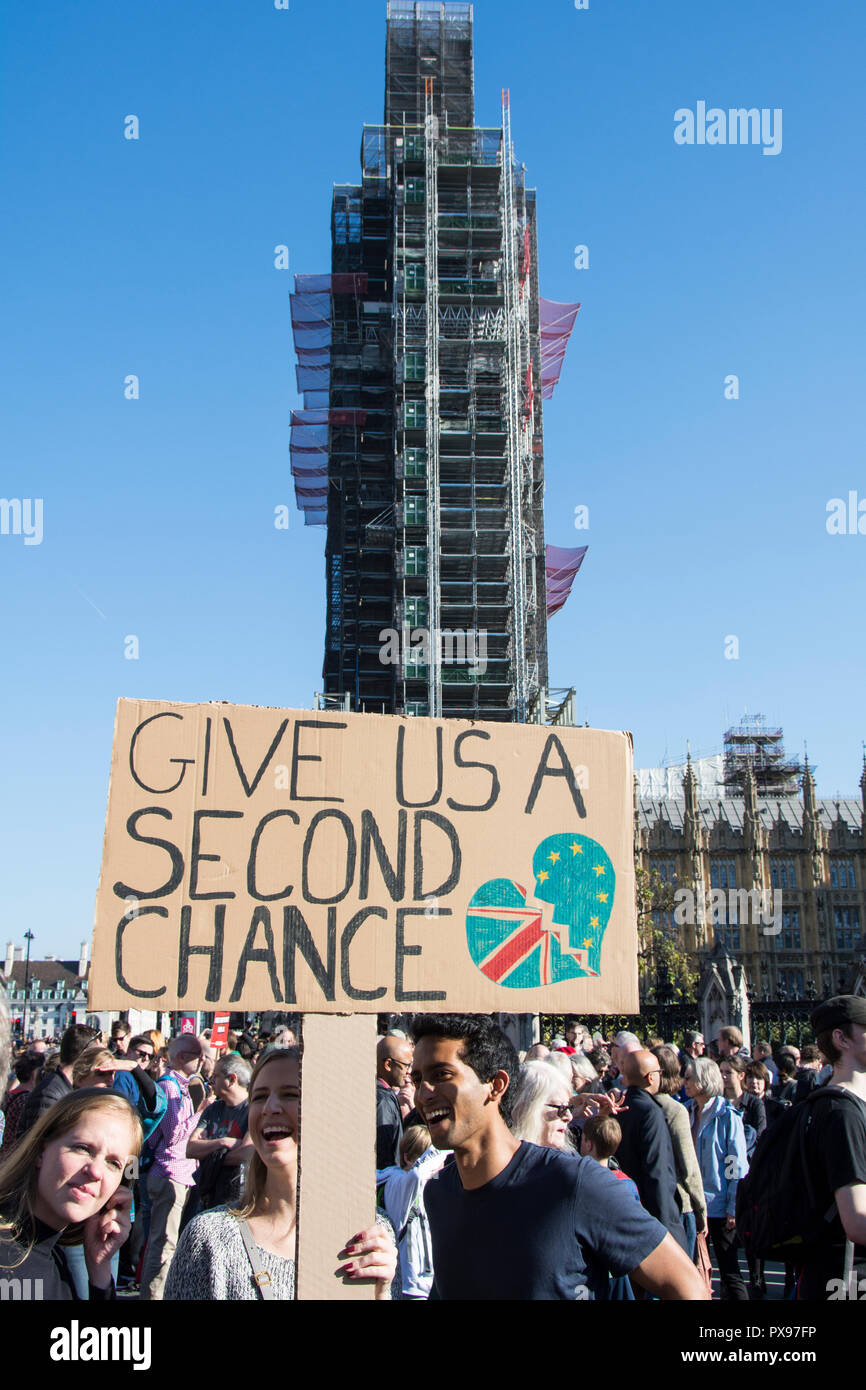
<box><xmin>465</xmin><ymin>833</ymin><xmax>616</xmax><ymax>988</ymax></box>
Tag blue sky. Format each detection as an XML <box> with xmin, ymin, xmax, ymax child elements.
<box><xmin>1</xmin><ymin>0</ymin><xmax>864</xmax><ymax>960</ymax></box>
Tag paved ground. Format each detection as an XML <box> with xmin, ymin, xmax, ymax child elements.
<box><xmin>711</xmin><ymin>1252</ymin><xmax>792</xmax><ymax>1301</ymax></box>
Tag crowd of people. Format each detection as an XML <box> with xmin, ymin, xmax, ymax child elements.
<box><xmin>0</xmin><ymin>1017</ymin><xmax>392</xmax><ymax>1301</ymax></box>
<box><xmin>376</xmin><ymin>1005</ymin><xmax>866</xmax><ymax>1301</ymax></box>
<box><xmin>1</xmin><ymin>994</ymin><xmax>864</xmax><ymax>1301</ymax></box>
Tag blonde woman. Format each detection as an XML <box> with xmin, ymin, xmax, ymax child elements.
<box><xmin>71</xmin><ymin>1045</ymin><xmax>120</xmax><ymax>1090</ymax></box>
<box><xmin>165</xmin><ymin>1048</ymin><xmax>396</xmax><ymax>1299</ymax></box>
<box><xmin>0</xmin><ymin>1090</ymin><xmax>141</xmax><ymax>1298</ymax></box>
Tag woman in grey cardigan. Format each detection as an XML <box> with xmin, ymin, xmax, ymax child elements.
<box><xmin>651</xmin><ymin>1046</ymin><xmax>707</xmax><ymax>1259</ymax></box>
<box><xmin>164</xmin><ymin>1048</ymin><xmax>396</xmax><ymax>1300</ymax></box>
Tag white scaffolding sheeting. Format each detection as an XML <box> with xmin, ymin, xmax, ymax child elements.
<box><xmin>637</xmin><ymin>754</ymin><xmax>727</xmax><ymax>800</ymax></box>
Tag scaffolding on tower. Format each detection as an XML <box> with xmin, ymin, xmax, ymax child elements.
<box><xmin>722</xmin><ymin>716</ymin><xmax>804</xmax><ymax>796</ymax></box>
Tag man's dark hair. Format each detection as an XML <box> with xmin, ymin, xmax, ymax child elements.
<box><xmin>816</xmin><ymin>1030</ymin><xmax>843</xmax><ymax>1065</ymax></box>
<box><xmin>776</xmin><ymin>1053</ymin><xmax>798</xmax><ymax>1079</ymax></box>
<box><xmin>800</xmin><ymin>1044</ymin><xmax>821</xmax><ymax>1064</ymax></box>
<box><xmin>411</xmin><ymin>1014</ymin><xmax>520</xmax><ymax>1125</ymax></box>
<box><xmin>59</xmin><ymin>1024</ymin><xmax>99</xmax><ymax>1067</ymax></box>
<box><xmin>14</xmin><ymin>1053</ymin><xmax>43</xmax><ymax>1085</ymax></box>
<box><xmin>111</xmin><ymin>1020</ymin><xmax>131</xmax><ymax>1038</ymax></box>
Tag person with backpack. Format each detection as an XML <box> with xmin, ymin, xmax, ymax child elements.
<box><xmin>795</xmin><ymin>997</ymin><xmax>866</xmax><ymax>1299</ymax></box>
<box><xmin>684</xmin><ymin>1056</ymin><xmax>750</xmax><ymax>1300</ymax></box>
<box><xmin>139</xmin><ymin>1034</ymin><xmax>203</xmax><ymax>1300</ymax></box>
<box><xmin>377</xmin><ymin>1124</ymin><xmax>445</xmax><ymax>1299</ymax></box>
<box><xmin>735</xmin><ymin>996</ymin><xmax>866</xmax><ymax>1301</ymax></box>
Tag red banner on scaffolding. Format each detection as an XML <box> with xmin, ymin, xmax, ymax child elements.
<box><xmin>546</xmin><ymin>544</ymin><xmax>588</xmax><ymax>618</ymax></box>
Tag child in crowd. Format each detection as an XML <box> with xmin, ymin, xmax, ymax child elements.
<box><xmin>580</xmin><ymin>1115</ymin><xmax>640</xmax><ymax>1300</ymax></box>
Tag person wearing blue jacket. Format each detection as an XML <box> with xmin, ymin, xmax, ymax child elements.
<box><xmin>685</xmin><ymin>1056</ymin><xmax>749</xmax><ymax>1300</ymax></box>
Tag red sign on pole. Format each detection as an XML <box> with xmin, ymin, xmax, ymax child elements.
<box><xmin>211</xmin><ymin>1012</ymin><xmax>231</xmax><ymax>1049</ymax></box>
<box><xmin>180</xmin><ymin>1015</ymin><xmax>196</xmax><ymax>1035</ymax></box>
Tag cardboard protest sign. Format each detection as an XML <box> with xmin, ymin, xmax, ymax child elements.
<box><xmin>296</xmin><ymin>1013</ymin><xmax>377</xmax><ymax>1301</ymax></box>
<box><xmin>90</xmin><ymin>699</ymin><xmax>638</xmax><ymax>1014</ymax></box>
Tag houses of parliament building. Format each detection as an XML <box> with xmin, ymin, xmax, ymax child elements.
<box><xmin>635</xmin><ymin>720</ymin><xmax>866</xmax><ymax>1003</ymax></box>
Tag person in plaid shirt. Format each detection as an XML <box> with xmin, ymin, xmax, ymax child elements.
<box><xmin>139</xmin><ymin>1035</ymin><xmax>203</xmax><ymax>1300</ymax></box>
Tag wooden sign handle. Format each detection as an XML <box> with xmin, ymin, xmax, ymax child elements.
<box><xmin>296</xmin><ymin>1013</ymin><xmax>379</xmax><ymax>1301</ymax></box>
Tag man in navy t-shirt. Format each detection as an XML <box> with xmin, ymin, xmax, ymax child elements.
<box><xmin>412</xmin><ymin>1014</ymin><xmax>708</xmax><ymax>1301</ymax></box>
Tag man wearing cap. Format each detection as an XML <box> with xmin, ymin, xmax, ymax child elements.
<box><xmin>797</xmin><ymin>996</ymin><xmax>866</xmax><ymax>1300</ymax></box>
<box><xmin>140</xmin><ymin>1034</ymin><xmax>203</xmax><ymax>1301</ymax></box>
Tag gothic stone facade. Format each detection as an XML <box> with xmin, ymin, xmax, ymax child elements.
<box><xmin>635</xmin><ymin>759</ymin><xmax>866</xmax><ymax>1001</ymax></box>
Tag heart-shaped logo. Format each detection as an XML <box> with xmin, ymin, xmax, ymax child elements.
<box><xmin>465</xmin><ymin>833</ymin><xmax>615</xmax><ymax>989</ymax></box>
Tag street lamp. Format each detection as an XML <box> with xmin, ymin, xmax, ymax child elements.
<box><xmin>22</xmin><ymin>931</ymin><xmax>35</xmax><ymax>1041</ymax></box>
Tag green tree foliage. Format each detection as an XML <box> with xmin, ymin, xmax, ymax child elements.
<box><xmin>636</xmin><ymin>867</ymin><xmax>699</xmax><ymax>1003</ymax></box>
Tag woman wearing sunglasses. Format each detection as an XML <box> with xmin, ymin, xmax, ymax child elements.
<box><xmin>510</xmin><ymin>1061</ymin><xmax>577</xmax><ymax>1151</ymax></box>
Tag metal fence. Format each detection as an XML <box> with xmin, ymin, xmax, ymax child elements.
<box><xmin>541</xmin><ymin>1002</ymin><xmax>813</xmax><ymax>1049</ymax></box>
